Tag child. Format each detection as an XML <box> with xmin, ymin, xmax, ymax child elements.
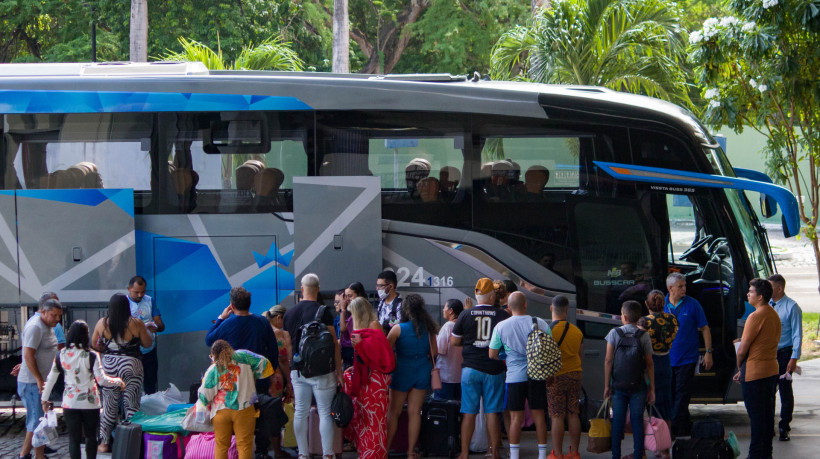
<box><xmin>41</xmin><ymin>320</ymin><xmax>125</xmax><ymax>459</ymax></box>
<box><xmin>604</xmin><ymin>300</ymin><xmax>655</xmax><ymax>459</ymax></box>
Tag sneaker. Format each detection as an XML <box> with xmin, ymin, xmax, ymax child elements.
<box><xmin>44</xmin><ymin>446</ymin><xmax>58</xmax><ymax>454</ymax></box>
<box><xmin>547</xmin><ymin>450</ymin><xmax>564</xmax><ymax>459</ymax></box>
<box><xmin>566</xmin><ymin>447</ymin><xmax>582</xmax><ymax>458</ymax></box>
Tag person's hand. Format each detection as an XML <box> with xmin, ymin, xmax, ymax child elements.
<box><xmin>733</xmin><ymin>371</ymin><xmax>741</xmax><ymax>383</ymax></box>
<box><xmin>10</xmin><ymin>363</ymin><xmax>20</xmax><ymax>376</ymax></box>
<box><xmin>146</xmin><ymin>321</ymin><xmax>158</xmax><ymax>332</ymax></box>
<box><xmin>219</xmin><ymin>305</ymin><xmax>234</xmax><ymax>320</ymax></box>
<box><xmin>603</xmin><ymin>386</ymin><xmax>611</xmax><ymax>400</ymax></box>
<box><xmin>351</xmin><ymin>333</ymin><xmax>362</xmax><ymax>346</ymax></box>
<box><xmin>36</xmin><ymin>378</ymin><xmax>44</xmax><ymax>393</ymax></box>
<box><xmin>732</xmin><ymin>338</ymin><xmax>741</xmax><ymax>344</ymax></box>
<box><xmin>283</xmin><ymin>383</ymin><xmax>294</xmax><ymax>403</ymax></box>
<box><xmin>119</xmin><ymin>380</ymin><xmax>126</xmax><ymax>390</ymax></box>
<box><xmin>647</xmin><ymin>389</ymin><xmax>655</xmax><ymax>405</ymax></box>
<box><xmin>341</xmin><ymin>298</ymin><xmax>349</xmax><ymax>311</ymax></box>
<box><xmin>702</xmin><ymin>353</ymin><xmax>713</xmax><ymax>371</ymax></box>
<box><xmin>787</xmin><ymin>358</ymin><xmax>798</xmax><ymax>374</ymax></box>
<box><xmin>336</xmin><ymin>372</ymin><xmax>343</xmax><ymax>386</ymax></box>
<box><xmin>41</xmin><ymin>400</ymin><xmax>52</xmax><ymax>412</ymax></box>
<box><xmin>464</xmin><ymin>297</ymin><xmax>473</xmax><ymax>309</ymax></box>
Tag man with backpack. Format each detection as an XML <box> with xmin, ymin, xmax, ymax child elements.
<box><xmin>488</xmin><ymin>291</ymin><xmax>551</xmax><ymax>459</ymax></box>
<box><xmin>283</xmin><ymin>273</ymin><xmax>341</xmax><ymax>459</ymax></box>
<box><xmin>604</xmin><ymin>300</ymin><xmax>655</xmax><ymax>459</ymax></box>
<box><xmin>205</xmin><ymin>286</ymin><xmax>280</xmax><ymax>459</ymax></box>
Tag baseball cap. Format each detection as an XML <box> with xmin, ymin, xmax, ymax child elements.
<box><xmin>475</xmin><ymin>278</ymin><xmax>494</xmax><ymax>295</ymax></box>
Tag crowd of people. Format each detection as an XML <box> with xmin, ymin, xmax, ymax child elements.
<box><xmin>12</xmin><ymin>269</ymin><xmax>802</xmax><ymax>459</ymax></box>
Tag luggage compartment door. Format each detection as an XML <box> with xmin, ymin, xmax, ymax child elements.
<box><xmin>293</xmin><ymin>176</ymin><xmax>382</xmax><ymax>293</ymax></box>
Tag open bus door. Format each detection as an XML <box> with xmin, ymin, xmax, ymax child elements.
<box><xmin>0</xmin><ymin>188</ymin><xmax>136</xmax><ymax>350</ymax></box>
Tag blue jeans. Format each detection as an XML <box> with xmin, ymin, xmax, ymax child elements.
<box><xmin>611</xmin><ymin>389</ymin><xmax>646</xmax><ymax>459</ymax></box>
<box><xmin>742</xmin><ymin>375</ymin><xmax>778</xmax><ymax>459</ymax></box>
<box><xmin>18</xmin><ymin>381</ymin><xmax>43</xmax><ymax>432</ymax></box>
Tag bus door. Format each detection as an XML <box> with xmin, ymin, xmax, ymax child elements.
<box><xmin>292</xmin><ymin>176</ymin><xmax>382</xmax><ymax>297</ymax></box>
<box><xmin>1</xmin><ymin>187</ymin><xmax>136</xmax><ymax>342</ymax></box>
<box><xmin>662</xmin><ymin>192</ymin><xmax>739</xmax><ymax>402</ymax></box>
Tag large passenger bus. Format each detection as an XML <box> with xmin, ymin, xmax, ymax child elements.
<box><xmin>0</xmin><ymin>62</ymin><xmax>800</xmax><ymax>402</ymax></box>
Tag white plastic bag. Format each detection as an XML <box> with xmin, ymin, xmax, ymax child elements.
<box><xmin>32</xmin><ymin>415</ymin><xmax>58</xmax><ymax>448</ymax></box>
<box><xmin>470</xmin><ymin>400</ymin><xmax>488</xmax><ymax>453</ymax></box>
<box><xmin>181</xmin><ymin>405</ymin><xmax>214</xmax><ymax>433</ymax></box>
<box><xmin>140</xmin><ymin>383</ymin><xmax>187</xmax><ymax>415</ymax></box>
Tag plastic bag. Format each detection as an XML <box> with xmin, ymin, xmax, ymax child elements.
<box><xmin>32</xmin><ymin>414</ymin><xmax>59</xmax><ymax>448</ymax></box>
<box><xmin>181</xmin><ymin>406</ymin><xmax>213</xmax><ymax>433</ymax></box>
<box><xmin>140</xmin><ymin>383</ymin><xmax>187</xmax><ymax>416</ymax></box>
<box><xmin>470</xmin><ymin>400</ymin><xmax>488</xmax><ymax>453</ymax></box>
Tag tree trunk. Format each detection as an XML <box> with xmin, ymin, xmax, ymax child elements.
<box><xmin>332</xmin><ymin>0</ymin><xmax>350</xmax><ymax>73</ymax></box>
<box><xmin>532</xmin><ymin>0</ymin><xmax>549</xmax><ymax>14</ymax></box>
<box><xmin>130</xmin><ymin>0</ymin><xmax>148</xmax><ymax>62</ymax></box>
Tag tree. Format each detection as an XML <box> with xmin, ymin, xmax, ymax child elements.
<box><xmin>490</xmin><ymin>0</ymin><xmax>693</xmax><ymax>108</ymax></box>
<box><xmin>688</xmin><ymin>0</ymin><xmax>820</xmax><ymax>289</ymax></box>
<box><xmin>130</xmin><ymin>0</ymin><xmax>148</xmax><ymax>62</ymax></box>
<box><xmin>161</xmin><ymin>36</ymin><xmax>304</xmax><ymax>71</ymax></box>
<box><xmin>333</xmin><ymin>0</ymin><xmax>350</xmax><ymax>72</ymax></box>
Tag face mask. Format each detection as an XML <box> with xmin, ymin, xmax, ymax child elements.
<box><xmin>377</xmin><ymin>288</ymin><xmax>389</xmax><ymax>300</ymax></box>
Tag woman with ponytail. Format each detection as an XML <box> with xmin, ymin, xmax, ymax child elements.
<box><xmin>196</xmin><ymin>339</ymin><xmax>274</xmax><ymax>459</ymax></box>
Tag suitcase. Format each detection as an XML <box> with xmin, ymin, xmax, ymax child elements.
<box><xmin>672</xmin><ymin>438</ymin><xmax>733</xmax><ymax>459</ymax></box>
<box><xmin>420</xmin><ymin>398</ymin><xmax>461</xmax><ymax>458</ymax></box>
<box><xmin>308</xmin><ymin>406</ymin><xmax>343</xmax><ymax>456</ymax></box>
<box><xmin>389</xmin><ymin>407</ymin><xmax>409</xmax><ymax>456</ymax></box>
<box><xmin>692</xmin><ymin>418</ymin><xmax>725</xmax><ymax>440</ymax></box>
<box><xmin>112</xmin><ymin>422</ymin><xmax>143</xmax><ymax>459</ymax></box>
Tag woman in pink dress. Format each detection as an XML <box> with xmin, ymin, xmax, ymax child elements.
<box><xmin>343</xmin><ymin>297</ymin><xmax>394</xmax><ymax>459</ymax></box>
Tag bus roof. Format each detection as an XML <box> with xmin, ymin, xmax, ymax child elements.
<box><xmin>0</xmin><ymin>62</ymin><xmax>714</xmax><ymax>146</ymax></box>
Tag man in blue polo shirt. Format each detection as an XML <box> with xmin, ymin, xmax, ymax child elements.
<box><xmin>664</xmin><ymin>272</ymin><xmax>712</xmax><ymax>437</ymax></box>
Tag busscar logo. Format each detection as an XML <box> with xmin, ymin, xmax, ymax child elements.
<box><xmin>593</xmin><ymin>267</ymin><xmax>637</xmax><ymax>286</ymax></box>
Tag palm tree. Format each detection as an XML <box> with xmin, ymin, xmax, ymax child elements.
<box><xmin>162</xmin><ymin>36</ymin><xmax>304</xmax><ymax>72</ymax></box>
<box><xmin>491</xmin><ymin>0</ymin><xmax>692</xmax><ymax>108</ymax></box>
<box><xmin>162</xmin><ymin>37</ymin><xmax>305</xmax><ymax>186</ymax></box>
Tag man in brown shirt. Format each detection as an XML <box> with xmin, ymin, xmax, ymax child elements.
<box><xmin>735</xmin><ymin>278</ymin><xmax>780</xmax><ymax>459</ymax></box>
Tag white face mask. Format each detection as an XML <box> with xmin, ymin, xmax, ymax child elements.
<box><xmin>377</xmin><ymin>288</ymin><xmax>389</xmax><ymax>300</ymax></box>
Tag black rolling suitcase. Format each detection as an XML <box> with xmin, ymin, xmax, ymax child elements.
<box><xmin>420</xmin><ymin>398</ymin><xmax>461</xmax><ymax>457</ymax></box>
<box><xmin>672</xmin><ymin>437</ymin><xmax>733</xmax><ymax>459</ymax></box>
<box><xmin>111</xmin><ymin>421</ymin><xmax>143</xmax><ymax>459</ymax></box>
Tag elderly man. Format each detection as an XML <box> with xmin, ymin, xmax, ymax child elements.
<box><xmin>17</xmin><ymin>299</ymin><xmax>63</xmax><ymax>459</ymax></box>
<box><xmin>664</xmin><ymin>272</ymin><xmax>712</xmax><ymax>437</ymax></box>
<box><xmin>768</xmin><ymin>274</ymin><xmax>802</xmax><ymax>441</ymax></box>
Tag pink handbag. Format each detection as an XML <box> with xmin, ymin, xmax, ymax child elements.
<box><xmin>185</xmin><ymin>432</ymin><xmax>239</xmax><ymax>459</ymax></box>
<box><xmin>644</xmin><ymin>405</ymin><xmax>672</xmax><ymax>452</ymax></box>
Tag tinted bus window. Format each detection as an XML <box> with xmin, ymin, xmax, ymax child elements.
<box><xmin>317</xmin><ymin>112</ymin><xmax>469</xmax><ymax>229</ymax></box>
<box><xmin>3</xmin><ymin>113</ymin><xmax>154</xmax><ymax>210</ymax></box>
<box><xmin>157</xmin><ymin>111</ymin><xmax>309</xmax><ymax>214</ymax></box>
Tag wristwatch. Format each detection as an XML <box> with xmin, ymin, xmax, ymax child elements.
<box><xmin>705</xmin><ymin>348</ymin><xmax>713</xmax><ymax>353</ymax></box>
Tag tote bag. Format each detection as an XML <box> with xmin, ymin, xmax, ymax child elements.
<box><xmin>586</xmin><ymin>398</ymin><xmax>611</xmax><ymax>454</ymax></box>
<box><xmin>644</xmin><ymin>405</ymin><xmax>672</xmax><ymax>452</ymax></box>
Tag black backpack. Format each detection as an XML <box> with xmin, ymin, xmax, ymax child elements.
<box><xmin>611</xmin><ymin>328</ymin><xmax>646</xmax><ymax>392</ymax></box>
<box><xmin>293</xmin><ymin>306</ymin><xmax>336</xmax><ymax>378</ymax></box>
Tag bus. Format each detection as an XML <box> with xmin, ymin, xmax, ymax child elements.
<box><xmin>0</xmin><ymin>62</ymin><xmax>800</xmax><ymax>402</ymax></box>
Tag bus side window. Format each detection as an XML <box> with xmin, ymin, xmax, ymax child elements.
<box><xmin>160</xmin><ymin>112</ymin><xmax>308</xmax><ymax>214</ymax></box>
<box><xmin>3</xmin><ymin>113</ymin><xmax>153</xmax><ymax>211</ymax></box>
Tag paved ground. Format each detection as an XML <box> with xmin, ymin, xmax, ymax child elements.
<box><xmin>766</xmin><ymin>224</ymin><xmax>818</xmax><ymax>313</ymax></box>
<box><xmin>1</xmin><ymin>357</ymin><xmax>819</xmax><ymax>457</ymax></box>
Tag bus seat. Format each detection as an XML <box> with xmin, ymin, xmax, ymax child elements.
<box><xmin>236</xmin><ymin>160</ymin><xmax>264</xmax><ymax>191</ymax></box>
<box><xmin>171</xmin><ymin>168</ymin><xmax>199</xmax><ymax>212</ymax></box>
<box><xmin>405</xmin><ymin>158</ymin><xmax>431</xmax><ymax>198</ymax></box>
<box><xmin>253</xmin><ymin>168</ymin><xmax>285</xmax><ymax>211</ymax></box>
<box><xmin>417</xmin><ymin>177</ymin><xmax>440</xmax><ymax>203</ymax></box>
<box><xmin>439</xmin><ymin>166</ymin><xmax>461</xmax><ymax>191</ymax></box>
<box><xmin>524</xmin><ymin>165</ymin><xmax>550</xmax><ymax>200</ymax></box>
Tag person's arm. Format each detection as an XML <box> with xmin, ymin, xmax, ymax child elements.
<box><xmin>151</xmin><ymin>315</ymin><xmax>165</xmax><ymax>333</ymax></box>
<box><xmin>788</xmin><ymin>304</ymin><xmax>803</xmax><ymax>371</ymax></box>
<box><xmin>40</xmin><ymin>358</ymin><xmax>60</xmax><ymax>402</ymax></box>
<box><xmin>134</xmin><ymin>319</ymin><xmax>152</xmax><ymax>348</ymax></box>
<box><xmin>386</xmin><ymin>323</ymin><xmax>401</xmax><ymax>346</ymax></box>
<box><xmin>603</xmin><ymin>342</ymin><xmax>614</xmax><ymax>399</ymax></box>
<box><xmin>450</xmin><ymin>313</ymin><xmax>464</xmax><ymax>347</ymax></box>
<box><xmin>23</xmin><ymin>347</ymin><xmax>44</xmax><ymax>390</ymax></box>
<box><xmin>488</xmin><ymin>327</ymin><xmax>502</xmax><ymax>360</ymax></box>
<box><xmin>205</xmin><ymin>306</ymin><xmax>232</xmax><ymax>346</ymax></box>
<box><xmin>699</xmin><ymin>324</ymin><xmax>713</xmax><ymax>370</ymax></box>
<box><xmin>736</xmin><ymin>315</ymin><xmax>755</xmax><ymax>368</ymax></box>
<box><xmin>92</xmin><ymin>351</ymin><xmax>125</xmax><ymax>389</ymax></box>
<box><xmin>429</xmin><ymin>330</ymin><xmax>438</xmax><ymax>357</ymax></box>
<box><xmin>339</xmin><ymin>301</ymin><xmax>349</xmax><ymax>333</ymax></box>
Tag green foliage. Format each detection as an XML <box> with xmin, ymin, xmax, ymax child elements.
<box><xmin>688</xmin><ymin>0</ymin><xmax>820</xmax><ymax>273</ymax></box>
<box><xmin>161</xmin><ymin>36</ymin><xmax>304</xmax><ymax>71</ymax></box>
<box><xmin>490</xmin><ymin>0</ymin><xmax>693</xmax><ymax>107</ymax></box>
<box><xmin>395</xmin><ymin>0</ymin><xmax>529</xmax><ymax>75</ymax></box>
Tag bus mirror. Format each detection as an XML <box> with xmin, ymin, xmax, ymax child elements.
<box><xmin>203</xmin><ymin>119</ymin><xmax>270</xmax><ymax>154</ymax></box>
<box><xmin>759</xmin><ymin>193</ymin><xmax>777</xmax><ymax>218</ymax></box>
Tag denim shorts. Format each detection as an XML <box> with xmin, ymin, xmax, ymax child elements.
<box><xmin>460</xmin><ymin>367</ymin><xmax>505</xmax><ymax>414</ymax></box>
<box><xmin>18</xmin><ymin>381</ymin><xmax>44</xmax><ymax>432</ymax></box>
